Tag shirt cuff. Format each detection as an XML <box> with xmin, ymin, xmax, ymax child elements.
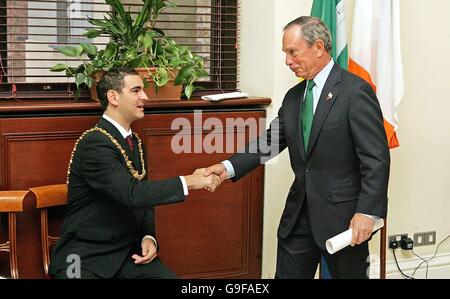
<box><xmin>179</xmin><ymin>176</ymin><xmax>189</xmax><ymax>196</ymax></box>
<box><xmin>142</xmin><ymin>235</ymin><xmax>158</xmax><ymax>249</ymax></box>
<box><xmin>221</xmin><ymin>160</ymin><xmax>235</xmax><ymax>179</ymax></box>
<box><xmin>361</xmin><ymin>213</ymin><xmax>380</xmax><ymax>221</ymax></box>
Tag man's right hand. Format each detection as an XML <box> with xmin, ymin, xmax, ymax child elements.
<box><xmin>204</xmin><ymin>163</ymin><xmax>228</xmax><ymax>184</ymax></box>
<box><xmin>185</xmin><ymin>168</ymin><xmax>220</xmax><ymax>192</ymax></box>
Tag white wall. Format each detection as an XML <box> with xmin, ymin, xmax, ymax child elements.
<box><xmin>383</xmin><ymin>0</ymin><xmax>450</xmax><ymax>278</ymax></box>
<box><xmin>239</xmin><ymin>0</ymin><xmax>450</xmax><ymax>278</ymax></box>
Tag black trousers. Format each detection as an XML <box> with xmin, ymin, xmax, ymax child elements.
<box><xmin>53</xmin><ymin>256</ymin><xmax>178</xmax><ymax>279</ymax></box>
<box><xmin>275</xmin><ymin>204</ymin><xmax>369</xmax><ymax>279</ymax></box>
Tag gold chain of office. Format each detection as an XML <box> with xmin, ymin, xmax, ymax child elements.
<box><xmin>66</xmin><ymin>127</ymin><xmax>146</xmax><ymax>184</ymax></box>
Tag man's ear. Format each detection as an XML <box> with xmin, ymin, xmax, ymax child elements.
<box><xmin>107</xmin><ymin>90</ymin><xmax>119</xmax><ymax>107</ymax></box>
<box><xmin>314</xmin><ymin>39</ymin><xmax>326</xmax><ymax>57</ymax></box>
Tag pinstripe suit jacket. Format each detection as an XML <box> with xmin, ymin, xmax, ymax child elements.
<box><xmin>229</xmin><ymin>64</ymin><xmax>390</xmax><ymax>248</ymax></box>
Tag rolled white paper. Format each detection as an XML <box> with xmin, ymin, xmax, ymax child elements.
<box><xmin>326</xmin><ymin>218</ymin><xmax>384</xmax><ymax>254</ymax></box>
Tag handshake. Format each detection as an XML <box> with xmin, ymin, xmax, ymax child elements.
<box><xmin>184</xmin><ymin>163</ymin><xmax>228</xmax><ymax>192</ymax></box>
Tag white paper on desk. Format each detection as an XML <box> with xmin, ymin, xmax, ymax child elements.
<box><xmin>326</xmin><ymin>218</ymin><xmax>384</xmax><ymax>254</ymax></box>
<box><xmin>201</xmin><ymin>92</ymin><xmax>249</xmax><ymax>101</ymax></box>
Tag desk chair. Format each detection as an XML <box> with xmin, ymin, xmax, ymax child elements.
<box><xmin>0</xmin><ymin>191</ymin><xmax>29</xmax><ymax>278</ymax></box>
<box><xmin>29</xmin><ymin>184</ymin><xmax>68</xmax><ymax>276</ymax></box>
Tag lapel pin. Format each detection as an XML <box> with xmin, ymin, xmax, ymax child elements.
<box><xmin>326</xmin><ymin>92</ymin><xmax>333</xmax><ymax>101</ymax></box>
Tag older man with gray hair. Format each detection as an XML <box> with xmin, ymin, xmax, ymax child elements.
<box><xmin>204</xmin><ymin>16</ymin><xmax>390</xmax><ymax>278</ymax></box>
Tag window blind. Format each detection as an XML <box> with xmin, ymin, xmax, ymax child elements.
<box><xmin>0</xmin><ymin>0</ymin><xmax>238</xmax><ymax>99</ymax></box>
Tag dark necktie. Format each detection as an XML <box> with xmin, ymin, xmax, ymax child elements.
<box><xmin>301</xmin><ymin>80</ymin><xmax>315</xmax><ymax>152</ymax></box>
<box><xmin>126</xmin><ymin>135</ymin><xmax>134</xmax><ymax>151</ymax></box>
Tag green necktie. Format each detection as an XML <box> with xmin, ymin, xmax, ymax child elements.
<box><xmin>301</xmin><ymin>80</ymin><xmax>315</xmax><ymax>152</ymax></box>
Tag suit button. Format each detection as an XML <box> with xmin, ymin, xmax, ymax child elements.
<box><xmin>305</xmin><ymin>168</ymin><xmax>310</xmax><ymax>173</ymax></box>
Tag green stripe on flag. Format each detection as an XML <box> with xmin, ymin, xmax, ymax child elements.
<box><xmin>311</xmin><ymin>0</ymin><xmax>348</xmax><ymax>70</ymax></box>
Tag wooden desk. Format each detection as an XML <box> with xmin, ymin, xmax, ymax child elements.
<box><xmin>0</xmin><ymin>98</ymin><xmax>270</xmax><ymax>278</ymax></box>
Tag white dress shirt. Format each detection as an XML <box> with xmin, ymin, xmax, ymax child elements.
<box><xmin>308</xmin><ymin>59</ymin><xmax>335</xmax><ymax>113</ymax></box>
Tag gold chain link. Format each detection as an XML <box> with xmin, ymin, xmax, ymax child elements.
<box><xmin>67</xmin><ymin>127</ymin><xmax>146</xmax><ymax>184</ymax></box>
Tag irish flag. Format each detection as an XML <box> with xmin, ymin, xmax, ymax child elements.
<box><xmin>311</xmin><ymin>0</ymin><xmax>348</xmax><ymax>69</ymax></box>
<box><xmin>349</xmin><ymin>0</ymin><xmax>404</xmax><ymax>149</ymax></box>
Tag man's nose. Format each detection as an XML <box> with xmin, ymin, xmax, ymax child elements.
<box><xmin>140</xmin><ymin>90</ymin><xmax>149</xmax><ymax>100</ymax></box>
<box><xmin>285</xmin><ymin>54</ymin><xmax>292</xmax><ymax>66</ymax></box>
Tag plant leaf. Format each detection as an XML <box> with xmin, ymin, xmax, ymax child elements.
<box><xmin>153</xmin><ymin>28</ymin><xmax>166</xmax><ymax>36</ymax></box>
<box><xmin>84</xmin><ymin>76</ymin><xmax>94</xmax><ymax>88</ymax></box>
<box><xmin>58</xmin><ymin>46</ymin><xmax>78</xmax><ymax>57</ymax></box>
<box><xmin>174</xmin><ymin>65</ymin><xmax>193</xmax><ymax>85</ymax></box>
<box><xmin>75</xmin><ymin>73</ymin><xmax>87</xmax><ymax>88</ymax></box>
<box><xmin>86</xmin><ymin>17</ymin><xmax>108</xmax><ymax>28</ymax></box>
<box><xmin>105</xmin><ymin>0</ymin><xmax>126</xmax><ymax>20</ymax></box>
<box><xmin>127</xmin><ymin>57</ymin><xmax>142</xmax><ymax>68</ymax></box>
<box><xmin>133</xmin><ymin>0</ymin><xmax>152</xmax><ymax>34</ymax></box>
<box><xmin>155</xmin><ymin>68</ymin><xmax>169</xmax><ymax>87</ymax></box>
<box><xmin>83</xmin><ymin>28</ymin><xmax>102</xmax><ymax>39</ymax></box>
<box><xmin>184</xmin><ymin>84</ymin><xmax>194</xmax><ymax>99</ymax></box>
<box><xmin>103</xmin><ymin>43</ymin><xmax>117</xmax><ymax>59</ymax></box>
<box><xmin>81</xmin><ymin>43</ymin><xmax>97</xmax><ymax>56</ymax></box>
<box><xmin>170</xmin><ymin>58</ymin><xmax>184</xmax><ymax>68</ymax></box>
<box><xmin>197</xmin><ymin>69</ymin><xmax>209</xmax><ymax>77</ymax></box>
<box><xmin>76</xmin><ymin>45</ymin><xmax>84</xmax><ymax>57</ymax></box>
<box><xmin>50</xmin><ymin>63</ymin><xmax>68</xmax><ymax>72</ymax></box>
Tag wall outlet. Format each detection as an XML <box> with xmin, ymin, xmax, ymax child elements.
<box><xmin>388</xmin><ymin>234</ymin><xmax>408</xmax><ymax>244</ymax></box>
<box><xmin>413</xmin><ymin>231</ymin><xmax>436</xmax><ymax>246</ymax></box>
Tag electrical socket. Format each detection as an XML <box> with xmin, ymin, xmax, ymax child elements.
<box><xmin>388</xmin><ymin>234</ymin><xmax>408</xmax><ymax>249</ymax></box>
<box><xmin>413</xmin><ymin>231</ymin><xmax>436</xmax><ymax>247</ymax></box>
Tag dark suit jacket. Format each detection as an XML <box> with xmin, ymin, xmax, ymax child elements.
<box><xmin>49</xmin><ymin>118</ymin><xmax>185</xmax><ymax>278</ymax></box>
<box><xmin>229</xmin><ymin>64</ymin><xmax>390</xmax><ymax>248</ymax></box>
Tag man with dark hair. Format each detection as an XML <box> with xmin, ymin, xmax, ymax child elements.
<box><xmin>49</xmin><ymin>68</ymin><xmax>220</xmax><ymax>279</ymax></box>
<box><xmin>205</xmin><ymin>16</ymin><xmax>390</xmax><ymax>278</ymax></box>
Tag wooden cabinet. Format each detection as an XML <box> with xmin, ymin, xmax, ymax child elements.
<box><xmin>0</xmin><ymin>98</ymin><xmax>270</xmax><ymax>278</ymax></box>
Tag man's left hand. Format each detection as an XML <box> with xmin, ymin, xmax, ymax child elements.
<box><xmin>132</xmin><ymin>238</ymin><xmax>157</xmax><ymax>264</ymax></box>
<box><xmin>349</xmin><ymin>213</ymin><xmax>375</xmax><ymax>246</ymax></box>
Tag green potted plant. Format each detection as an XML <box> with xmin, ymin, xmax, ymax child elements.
<box><xmin>50</xmin><ymin>0</ymin><xmax>208</xmax><ymax>100</ymax></box>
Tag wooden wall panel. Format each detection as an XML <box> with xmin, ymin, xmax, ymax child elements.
<box><xmin>0</xmin><ymin>116</ymin><xmax>99</xmax><ymax>190</ymax></box>
<box><xmin>5</xmin><ymin>134</ymin><xmax>81</xmax><ymax>189</ymax></box>
<box><xmin>142</xmin><ymin>111</ymin><xmax>264</xmax><ymax>278</ymax></box>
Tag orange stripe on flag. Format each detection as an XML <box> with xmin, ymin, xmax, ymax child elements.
<box><xmin>349</xmin><ymin>58</ymin><xmax>399</xmax><ymax>149</ymax></box>
<box><xmin>384</xmin><ymin>119</ymin><xmax>399</xmax><ymax>149</ymax></box>
<box><xmin>349</xmin><ymin>58</ymin><xmax>376</xmax><ymax>93</ymax></box>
